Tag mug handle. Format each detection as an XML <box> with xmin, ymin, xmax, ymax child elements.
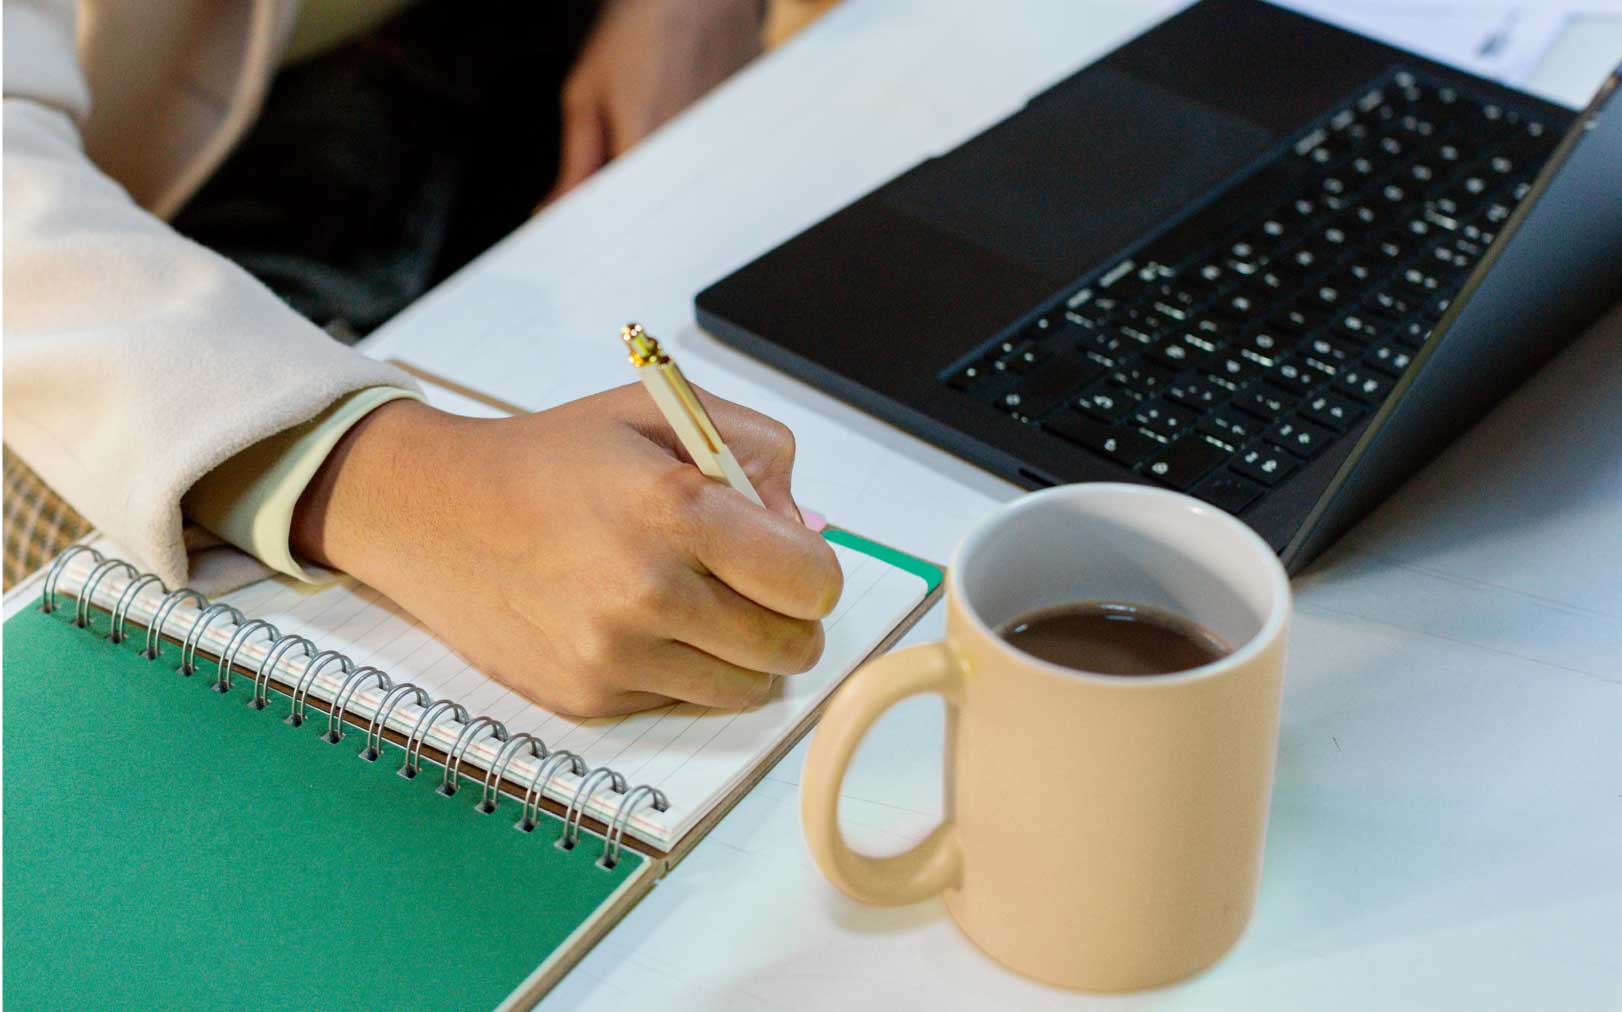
<box><xmin>801</xmin><ymin>642</ymin><xmax>965</xmax><ymax>905</ymax></box>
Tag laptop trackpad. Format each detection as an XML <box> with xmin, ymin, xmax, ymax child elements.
<box><xmin>879</xmin><ymin>64</ymin><xmax>1277</xmax><ymax>277</ymax></box>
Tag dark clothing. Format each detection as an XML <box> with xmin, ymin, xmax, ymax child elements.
<box><xmin>171</xmin><ymin>1</ymin><xmax>599</xmax><ymax>337</ymax></box>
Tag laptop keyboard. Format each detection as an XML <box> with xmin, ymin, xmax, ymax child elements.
<box><xmin>944</xmin><ymin>69</ymin><xmax>1559</xmax><ymax>515</ymax></box>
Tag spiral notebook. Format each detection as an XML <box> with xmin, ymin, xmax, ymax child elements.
<box><xmin>2</xmin><ymin>532</ymin><xmax>940</xmax><ymax>1009</ymax></box>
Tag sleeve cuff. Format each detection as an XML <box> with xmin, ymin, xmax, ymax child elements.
<box><xmin>183</xmin><ymin>387</ymin><xmax>423</xmax><ymax>582</ymax></box>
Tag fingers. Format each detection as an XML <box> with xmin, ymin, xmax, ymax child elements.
<box><xmin>669</xmin><ymin>570</ymin><xmax>827</xmax><ymax>675</ymax></box>
<box><xmin>637</xmin><ymin>641</ymin><xmax>777</xmax><ymax>710</ymax></box>
<box><xmin>678</xmin><ymin>474</ymin><xmax>844</xmax><ymax>621</ymax></box>
<box><xmin>550</xmin><ymin>84</ymin><xmax>609</xmax><ymax>202</ymax></box>
<box><xmin>690</xmin><ymin>387</ymin><xmax>803</xmax><ymax>524</ymax></box>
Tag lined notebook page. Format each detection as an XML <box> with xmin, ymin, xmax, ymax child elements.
<box><xmin>51</xmin><ymin>540</ymin><xmax>926</xmax><ymax>850</ymax></box>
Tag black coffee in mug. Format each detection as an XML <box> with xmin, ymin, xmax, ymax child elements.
<box><xmin>997</xmin><ymin>601</ymin><xmax>1231</xmax><ymax>676</ymax></box>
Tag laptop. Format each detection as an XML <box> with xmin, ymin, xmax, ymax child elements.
<box><xmin>695</xmin><ymin>0</ymin><xmax>1622</xmax><ymax>571</ymax></box>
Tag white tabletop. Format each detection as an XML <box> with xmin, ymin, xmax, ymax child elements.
<box><xmin>362</xmin><ymin>3</ymin><xmax>1622</xmax><ymax>1008</ymax></box>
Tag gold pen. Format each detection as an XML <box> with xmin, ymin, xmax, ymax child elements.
<box><xmin>621</xmin><ymin>323</ymin><xmax>766</xmax><ymax>507</ymax></box>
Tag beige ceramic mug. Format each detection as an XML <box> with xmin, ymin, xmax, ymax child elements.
<box><xmin>802</xmin><ymin>483</ymin><xmax>1291</xmax><ymax>991</ymax></box>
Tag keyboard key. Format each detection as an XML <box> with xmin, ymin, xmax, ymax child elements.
<box><xmin>1303</xmin><ymin>334</ymin><xmax>1357</xmax><ymax>369</ymax></box>
<box><xmin>1234</xmin><ymin>383</ymin><xmax>1297</xmax><ymax>422</ymax></box>
<box><xmin>1423</xmin><ymin>294</ymin><xmax>1452</xmax><ymax>320</ymax></box>
<box><xmin>1074</xmin><ymin>325</ymin><xmax>1125</xmax><ymax>360</ymax></box>
<box><xmin>1302</xmin><ymin>391</ymin><xmax>1366</xmax><ymax>432</ymax></box>
<box><xmin>1268</xmin><ymin>306</ymin><xmax>1319</xmax><ymax>333</ymax></box>
<box><xmin>1365</xmin><ymin>343</ymin><xmax>1414</xmax><ymax>377</ymax></box>
<box><xmin>1143</xmin><ymin>436</ymin><xmax>1231</xmax><ymax>491</ymax></box>
<box><xmin>1236</xmin><ymin>328</ymin><xmax>1289</xmax><ymax>362</ymax></box>
<box><xmin>1042</xmin><ymin>412</ymin><xmax>1158</xmax><ymax>466</ymax></box>
<box><xmin>1066</xmin><ymin>302</ymin><xmax>1110</xmax><ymax>329</ymax></box>
<box><xmin>1399</xmin><ymin>266</ymin><xmax>1443</xmax><ymax>296</ymax></box>
<box><xmin>1002</xmin><ymin>352</ymin><xmax>1105</xmax><ymax>418</ymax></box>
<box><xmin>1333</xmin><ymin>312</ymin><xmax>1384</xmax><ymax>344</ymax></box>
<box><xmin>1146</xmin><ymin>334</ymin><xmax>1212</xmax><ymax>371</ymax></box>
<box><xmin>995</xmin><ymin>341</ymin><xmax>1046</xmax><ymax>373</ymax></box>
<box><xmin>1201</xmin><ymin>350</ymin><xmax>1260</xmax><ymax>389</ymax></box>
<box><xmin>1269</xmin><ymin>357</ymin><xmax>1328</xmax><ymax>397</ymax></box>
<box><xmin>1188</xmin><ymin>315</ymin><xmax>1236</xmax><ymax>344</ymax></box>
<box><xmin>1213</xmin><ymin>290</ymin><xmax>1265</xmax><ymax>321</ymax></box>
<box><xmin>1265</xmin><ymin>416</ymin><xmax>1336</xmax><ymax>459</ymax></box>
<box><xmin>1075</xmin><ymin>380</ymin><xmax>1138</xmax><ymax>422</ymax></box>
<box><xmin>1394</xmin><ymin>319</ymin><xmax>1431</xmax><ymax>350</ymax></box>
<box><xmin>1132</xmin><ymin>399</ymin><xmax>1198</xmax><ymax>441</ymax></box>
<box><xmin>1197</xmin><ymin>404</ymin><xmax>1266</xmax><ymax>449</ymax></box>
<box><xmin>1165</xmin><ymin>375</ymin><xmax>1227</xmax><ymax>412</ymax></box>
<box><xmin>1335</xmin><ymin>366</ymin><xmax>1395</xmax><ymax>404</ymax></box>
<box><xmin>1304</xmin><ymin>281</ymin><xmax>1349</xmax><ymax>312</ymax></box>
<box><xmin>1366</xmin><ymin>289</ymin><xmax>1416</xmax><ymax>319</ymax></box>
<box><xmin>1232</xmin><ymin>444</ymin><xmax>1300</xmax><ymax>486</ymax></box>
<box><xmin>947</xmin><ymin>360</ymin><xmax>993</xmax><ymax>391</ymax></box>
<box><xmin>1191</xmin><ymin>471</ymin><xmax>1266</xmax><ymax>514</ymax></box>
<box><xmin>995</xmin><ymin>390</ymin><xmax>1035</xmax><ymax>418</ymax></box>
<box><xmin>1109</xmin><ymin>360</ymin><xmax>1178</xmax><ymax>397</ymax></box>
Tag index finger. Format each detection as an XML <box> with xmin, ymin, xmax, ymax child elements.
<box><xmin>686</xmin><ymin>478</ymin><xmax>843</xmax><ymax>621</ymax></box>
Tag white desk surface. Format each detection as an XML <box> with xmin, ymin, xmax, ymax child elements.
<box><xmin>362</xmin><ymin>2</ymin><xmax>1622</xmax><ymax>1008</ymax></box>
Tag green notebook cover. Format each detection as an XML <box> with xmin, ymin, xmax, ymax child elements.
<box><xmin>2</xmin><ymin>603</ymin><xmax>649</xmax><ymax>1011</ymax></box>
<box><xmin>3</xmin><ymin>530</ymin><xmax>941</xmax><ymax>1009</ymax></box>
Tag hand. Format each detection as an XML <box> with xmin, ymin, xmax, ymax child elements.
<box><xmin>548</xmin><ymin>0</ymin><xmax>763</xmax><ymax>201</ymax></box>
<box><xmin>291</xmin><ymin>385</ymin><xmax>842</xmax><ymax>717</ymax></box>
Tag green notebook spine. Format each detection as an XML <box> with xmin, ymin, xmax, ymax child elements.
<box><xmin>40</xmin><ymin>545</ymin><xmax>668</xmax><ymax>869</ymax></box>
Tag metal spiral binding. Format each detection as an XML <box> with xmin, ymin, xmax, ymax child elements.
<box><xmin>180</xmin><ymin>603</ymin><xmax>245</xmax><ymax>676</ymax></box>
<box><xmin>601</xmin><ymin>785</ymin><xmax>670</xmax><ymax>869</ymax></box>
<box><xmin>326</xmin><ymin>666</ymin><xmax>391</xmax><ymax>743</ymax></box>
<box><xmin>253</xmin><ymin>635</ymin><xmax>315</xmax><ymax>710</ymax></box>
<box><xmin>216</xmin><ymin>620</ymin><xmax>279</xmax><ymax>693</ymax></box>
<box><xmin>521</xmin><ymin>750</ymin><xmax>587</xmax><ymax>833</ymax></box>
<box><xmin>401</xmin><ymin>699</ymin><xmax>469</xmax><ymax>779</ymax></box>
<box><xmin>41</xmin><ymin>547</ymin><xmax>669</xmax><ymax>867</ymax></box>
<box><xmin>362</xmin><ymin>682</ymin><xmax>431</xmax><ymax>762</ymax></box>
<box><xmin>146</xmin><ymin>588</ymin><xmax>205</xmax><ymax>659</ymax></box>
<box><xmin>480</xmin><ymin>733</ymin><xmax>546</xmax><ymax>814</ymax></box>
<box><xmin>439</xmin><ymin>716</ymin><xmax>508</xmax><ymax>797</ymax></box>
<box><xmin>76</xmin><ymin>560</ymin><xmax>138</xmax><ymax>631</ymax></box>
<box><xmin>561</xmin><ymin>767</ymin><xmax>628</xmax><ymax>851</ymax></box>
<box><xmin>42</xmin><ymin>544</ymin><xmax>101</xmax><ymax>615</ymax></box>
<box><xmin>289</xmin><ymin>651</ymin><xmax>352</xmax><ymax>727</ymax></box>
<box><xmin>110</xmin><ymin>574</ymin><xmax>166</xmax><ymax>644</ymax></box>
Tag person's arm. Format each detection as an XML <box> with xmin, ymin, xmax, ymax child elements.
<box><xmin>7</xmin><ymin>0</ymin><xmax>843</xmax><ymax>717</ymax></box>
<box><xmin>3</xmin><ymin>0</ymin><xmax>416</xmax><ymax>588</ymax></box>
<box><xmin>549</xmin><ymin>0</ymin><xmax>764</xmax><ymax>200</ymax></box>
<box><xmin>290</xmin><ymin>385</ymin><xmax>843</xmax><ymax>717</ymax></box>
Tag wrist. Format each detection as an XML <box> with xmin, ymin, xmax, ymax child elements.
<box><xmin>290</xmin><ymin>398</ymin><xmax>467</xmax><ymax>582</ymax></box>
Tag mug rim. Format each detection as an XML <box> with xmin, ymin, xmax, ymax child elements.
<box><xmin>947</xmin><ymin>483</ymin><xmax>1291</xmax><ymax>687</ymax></box>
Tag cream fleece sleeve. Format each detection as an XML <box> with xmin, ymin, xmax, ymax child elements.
<box><xmin>3</xmin><ymin>0</ymin><xmax>420</xmax><ymax>588</ymax></box>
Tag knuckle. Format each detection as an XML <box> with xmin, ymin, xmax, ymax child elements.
<box><xmin>536</xmin><ymin>673</ymin><xmax>615</xmax><ymax>718</ymax></box>
<box><xmin>625</xmin><ymin>564</ymin><xmax>682</xmax><ymax>628</ymax></box>
<box><xmin>760</xmin><ymin>416</ymin><xmax>795</xmax><ymax>460</ymax></box>
<box><xmin>647</xmin><ymin>465</ymin><xmax>712</xmax><ymax>531</ymax></box>
<box><xmin>575</xmin><ymin>618</ymin><xmax>624</xmax><ymax>676</ymax></box>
